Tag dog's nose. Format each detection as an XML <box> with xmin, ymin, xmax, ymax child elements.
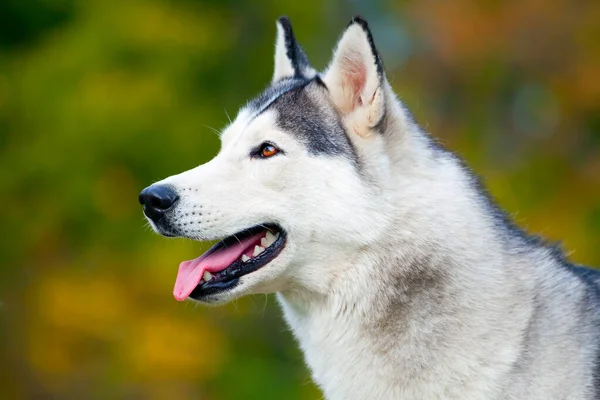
<box><xmin>138</xmin><ymin>185</ymin><xmax>179</xmax><ymax>220</ymax></box>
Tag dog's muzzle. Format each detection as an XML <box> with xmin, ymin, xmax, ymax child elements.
<box><xmin>138</xmin><ymin>184</ymin><xmax>179</xmax><ymax>221</ymax></box>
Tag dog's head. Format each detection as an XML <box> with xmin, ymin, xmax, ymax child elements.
<box><xmin>140</xmin><ymin>17</ymin><xmax>399</xmax><ymax>304</ymax></box>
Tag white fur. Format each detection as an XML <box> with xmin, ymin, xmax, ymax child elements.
<box><xmin>273</xmin><ymin>22</ymin><xmax>296</xmax><ymax>81</ymax></box>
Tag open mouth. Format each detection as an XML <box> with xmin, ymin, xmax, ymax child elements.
<box><xmin>174</xmin><ymin>224</ymin><xmax>286</xmax><ymax>301</ymax></box>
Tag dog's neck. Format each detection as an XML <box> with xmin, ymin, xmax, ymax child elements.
<box><xmin>276</xmin><ymin>128</ymin><xmax>536</xmax><ymax>399</ymax></box>
<box><xmin>277</xmin><ymin>240</ymin><xmax>534</xmax><ymax>399</ymax></box>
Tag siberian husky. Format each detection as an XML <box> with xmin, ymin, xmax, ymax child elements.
<box><xmin>139</xmin><ymin>16</ymin><xmax>600</xmax><ymax>399</ymax></box>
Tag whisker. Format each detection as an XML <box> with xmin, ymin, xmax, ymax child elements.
<box><xmin>259</xmin><ymin>293</ymin><xmax>269</xmax><ymax>315</ymax></box>
<box><xmin>256</xmin><ymin>223</ymin><xmax>276</xmax><ymax>234</ymax></box>
<box><xmin>203</xmin><ymin>124</ymin><xmax>221</xmax><ymax>137</ymax></box>
<box><xmin>231</xmin><ymin>233</ymin><xmax>243</xmax><ymax>246</ymax></box>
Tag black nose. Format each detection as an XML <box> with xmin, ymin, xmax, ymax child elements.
<box><xmin>138</xmin><ymin>185</ymin><xmax>179</xmax><ymax>221</ymax></box>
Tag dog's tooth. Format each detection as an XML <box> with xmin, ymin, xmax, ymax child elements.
<box><xmin>274</xmin><ymin>231</ymin><xmax>280</xmax><ymax>239</ymax></box>
<box><xmin>260</xmin><ymin>237</ymin><xmax>269</xmax><ymax>248</ymax></box>
<box><xmin>241</xmin><ymin>254</ymin><xmax>250</xmax><ymax>262</ymax></box>
<box><xmin>253</xmin><ymin>245</ymin><xmax>264</xmax><ymax>256</ymax></box>
<box><xmin>203</xmin><ymin>271</ymin><xmax>213</xmax><ymax>281</ymax></box>
<box><xmin>264</xmin><ymin>231</ymin><xmax>277</xmax><ymax>246</ymax></box>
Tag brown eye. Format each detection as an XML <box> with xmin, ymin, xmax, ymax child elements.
<box><xmin>261</xmin><ymin>144</ymin><xmax>278</xmax><ymax>158</ymax></box>
<box><xmin>252</xmin><ymin>142</ymin><xmax>281</xmax><ymax>159</ymax></box>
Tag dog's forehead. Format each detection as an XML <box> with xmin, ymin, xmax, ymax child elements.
<box><xmin>246</xmin><ymin>77</ymin><xmax>311</xmax><ymax>115</ymax></box>
<box><xmin>225</xmin><ymin>78</ymin><xmax>356</xmax><ymax>159</ymax></box>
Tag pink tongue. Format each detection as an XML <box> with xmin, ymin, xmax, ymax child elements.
<box><xmin>173</xmin><ymin>231</ymin><xmax>264</xmax><ymax>301</ymax></box>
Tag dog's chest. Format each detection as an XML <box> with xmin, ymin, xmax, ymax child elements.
<box><xmin>280</xmin><ymin>301</ymin><xmax>405</xmax><ymax>400</ymax></box>
<box><xmin>278</xmin><ymin>297</ymin><xmax>504</xmax><ymax>400</ymax></box>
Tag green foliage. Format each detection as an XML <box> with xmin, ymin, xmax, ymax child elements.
<box><xmin>0</xmin><ymin>0</ymin><xmax>598</xmax><ymax>398</ymax></box>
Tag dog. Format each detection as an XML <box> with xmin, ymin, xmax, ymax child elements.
<box><xmin>139</xmin><ymin>16</ymin><xmax>600</xmax><ymax>399</ymax></box>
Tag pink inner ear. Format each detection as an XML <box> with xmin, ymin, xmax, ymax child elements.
<box><xmin>344</xmin><ymin>58</ymin><xmax>366</xmax><ymax>110</ymax></box>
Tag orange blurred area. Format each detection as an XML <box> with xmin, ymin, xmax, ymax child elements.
<box><xmin>0</xmin><ymin>0</ymin><xmax>598</xmax><ymax>398</ymax></box>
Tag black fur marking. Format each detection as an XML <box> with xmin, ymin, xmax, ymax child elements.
<box><xmin>246</xmin><ymin>77</ymin><xmax>309</xmax><ymax>115</ymax></box>
<box><xmin>277</xmin><ymin>16</ymin><xmax>313</xmax><ymax>80</ymax></box>
<box><xmin>245</xmin><ymin>77</ymin><xmax>358</xmax><ymax>161</ymax></box>
<box><xmin>348</xmin><ymin>16</ymin><xmax>384</xmax><ymax>79</ymax></box>
<box><xmin>568</xmin><ymin>265</ymin><xmax>600</xmax><ymax>302</ymax></box>
<box><xmin>313</xmin><ymin>75</ymin><xmax>328</xmax><ymax>90</ymax></box>
<box><xmin>272</xmin><ymin>81</ymin><xmax>358</xmax><ymax>160</ymax></box>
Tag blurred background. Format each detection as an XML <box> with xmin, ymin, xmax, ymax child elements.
<box><xmin>0</xmin><ymin>0</ymin><xmax>599</xmax><ymax>398</ymax></box>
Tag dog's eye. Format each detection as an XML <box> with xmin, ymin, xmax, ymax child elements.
<box><xmin>252</xmin><ymin>142</ymin><xmax>281</xmax><ymax>159</ymax></box>
<box><xmin>261</xmin><ymin>144</ymin><xmax>278</xmax><ymax>158</ymax></box>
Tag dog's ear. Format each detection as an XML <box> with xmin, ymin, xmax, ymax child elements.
<box><xmin>323</xmin><ymin>17</ymin><xmax>386</xmax><ymax>137</ymax></box>
<box><xmin>273</xmin><ymin>16</ymin><xmax>316</xmax><ymax>82</ymax></box>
